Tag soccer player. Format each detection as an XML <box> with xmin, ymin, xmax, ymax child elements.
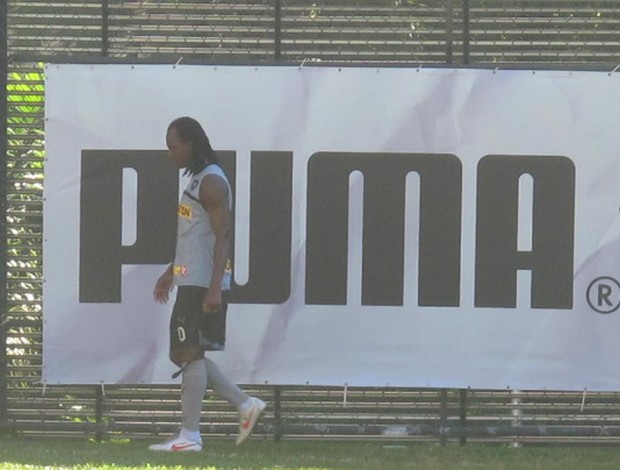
<box><xmin>149</xmin><ymin>116</ymin><xmax>265</xmax><ymax>452</ymax></box>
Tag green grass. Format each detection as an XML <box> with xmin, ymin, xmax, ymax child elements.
<box><xmin>1</xmin><ymin>437</ymin><xmax>620</xmax><ymax>469</ymax></box>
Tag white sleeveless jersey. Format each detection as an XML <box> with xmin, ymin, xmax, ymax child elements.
<box><xmin>173</xmin><ymin>164</ymin><xmax>232</xmax><ymax>290</ymax></box>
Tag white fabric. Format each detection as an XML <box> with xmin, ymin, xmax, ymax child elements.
<box><xmin>43</xmin><ymin>64</ymin><xmax>620</xmax><ymax>390</ymax></box>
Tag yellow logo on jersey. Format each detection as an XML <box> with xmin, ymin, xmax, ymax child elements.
<box><xmin>173</xmin><ymin>265</ymin><xmax>188</xmax><ymax>276</ymax></box>
<box><xmin>178</xmin><ymin>204</ymin><xmax>192</xmax><ymax>219</ymax></box>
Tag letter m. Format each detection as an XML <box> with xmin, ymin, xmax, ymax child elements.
<box><xmin>305</xmin><ymin>152</ymin><xmax>462</xmax><ymax>307</ymax></box>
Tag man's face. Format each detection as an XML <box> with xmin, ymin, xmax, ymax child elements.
<box><xmin>166</xmin><ymin>127</ymin><xmax>191</xmax><ymax>168</ymax></box>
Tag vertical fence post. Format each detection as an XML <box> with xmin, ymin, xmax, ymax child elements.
<box><xmin>273</xmin><ymin>385</ymin><xmax>282</xmax><ymax>441</ymax></box>
<box><xmin>102</xmin><ymin>0</ymin><xmax>109</xmax><ymax>57</ymax></box>
<box><xmin>445</xmin><ymin>0</ymin><xmax>454</xmax><ymax>64</ymax></box>
<box><xmin>462</xmin><ymin>0</ymin><xmax>470</xmax><ymax>64</ymax></box>
<box><xmin>95</xmin><ymin>385</ymin><xmax>104</xmax><ymax>442</ymax></box>
<box><xmin>439</xmin><ymin>389</ymin><xmax>448</xmax><ymax>446</ymax></box>
<box><xmin>274</xmin><ymin>0</ymin><xmax>282</xmax><ymax>61</ymax></box>
<box><xmin>0</xmin><ymin>0</ymin><xmax>8</xmax><ymax>437</ymax></box>
<box><xmin>459</xmin><ymin>389</ymin><xmax>467</xmax><ymax>446</ymax></box>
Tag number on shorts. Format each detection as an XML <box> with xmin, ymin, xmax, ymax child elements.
<box><xmin>177</xmin><ymin>326</ymin><xmax>186</xmax><ymax>342</ymax></box>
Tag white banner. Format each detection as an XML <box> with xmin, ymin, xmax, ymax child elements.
<box><xmin>43</xmin><ymin>64</ymin><xmax>620</xmax><ymax>390</ymax></box>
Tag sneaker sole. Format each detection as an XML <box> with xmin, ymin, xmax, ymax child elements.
<box><xmin>148</xmin><ymin>444</ymin><xmax>202</xmax><ymax>452</ymax></box>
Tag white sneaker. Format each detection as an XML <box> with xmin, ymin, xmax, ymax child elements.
<box><xmin>236</xmin><ymin>397</ymin><xmax>267</xmax><ymax>445</ymax></box>
<box><xmin>148</xmin><ymin>432</ymin><xmax>202</xmax><ymax>452</ymax></box>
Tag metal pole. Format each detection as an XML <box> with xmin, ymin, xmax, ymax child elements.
<box><xmin>95</xmin><ymin>386</ymin><xmax>104</xmax><ymax>442</ymax></box>
<box><xmin>0</xmin><ymin>0</ymin><xmax>8</xmax><ymax>436</ymax></box>
<box><xmin>273</xmin><ymin>385</ymin><xmax>282</xmax><ymax>441</ymax></box>
<box><xmin>102</xmin><ymin>0</ymin><xmax>109</xmax><ymax>57</ymax></box>
<box><xmin>459</xmin><ymin>389</ymin><xmax>467</xmax><ymax>446</ymax></box>
<box><xmin>274</xmin><ymin>0</ymin><xmax>282</xmax><ymax>61</ymax></box>
<box><xmin>445</xmin><ymin>0</ymin><xmax>454</xmax><ymax>64</ymax></box>
<box><xmin>439</xmin><ymin>389</ymin><xmax>448</xmax><ymax>446</ymax></box>
<box><xmin>462</xmin><ymin>0</ymin><xmax>470</xmax><ymax>64</ymax></box>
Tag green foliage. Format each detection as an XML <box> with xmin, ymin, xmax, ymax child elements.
<box><xmin>6</xmin><ymin>64</ymin><xmax>46</xmax><ymax>387</ymax></box>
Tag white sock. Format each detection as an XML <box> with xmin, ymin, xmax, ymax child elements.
<box><xmin>238</xmin><ymin>397</ymin><xmax>254</xmax><ymax>414</ymax></box>
<box><xmin>180</xmin><ymin>428</ymin><xmax>201</xmax><ymax>442</ymax></box>
<box><xmin>181</xmin><ymin>359</ymin><xmax>207</xmax><ymax>434</ymax></box>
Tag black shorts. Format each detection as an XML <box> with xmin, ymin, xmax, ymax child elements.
<box><xmin>169</xmin><ymin>286</ymin><xmax>228</xmax><ymax>367</ymax></box>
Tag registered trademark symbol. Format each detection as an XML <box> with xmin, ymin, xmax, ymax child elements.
<box><xmin>586</xmin><ymin>276</ymin><xmax>620</xmax><ymax>314</ymax></box>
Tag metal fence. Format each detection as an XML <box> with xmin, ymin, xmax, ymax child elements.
<box><xmin>3</xmin><ymin>0</ymin><xmax>620</xmax><ymax>445</ymax></box>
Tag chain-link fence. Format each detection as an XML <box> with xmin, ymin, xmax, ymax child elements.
<box><xmin>3</xmin><ymin>0</ymin><xmax>620</xmax><ymax>444</ymax></box>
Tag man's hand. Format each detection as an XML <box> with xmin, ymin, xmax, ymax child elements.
<box><xmin>203</xmin><ymin>287</ymin><xmax>222</xmax><ymax>314</ymax></box>
<box><xmin>154</xmin><ymin>269</ymin><xmax>174</xmax><ymax>303</ymax></box>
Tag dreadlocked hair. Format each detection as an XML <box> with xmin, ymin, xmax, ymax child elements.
<box><xmin>167</xmin><ymin>116</ymin><xmax>219</xmax><ymax>176</ymax></box>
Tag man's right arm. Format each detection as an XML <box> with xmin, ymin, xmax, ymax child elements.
<box><xmin>154</xmin><ymin>263</ymin><xmax>174</xmax><ymax>303</ymax></box>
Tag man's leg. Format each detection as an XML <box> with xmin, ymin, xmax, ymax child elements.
<box><xmin>205</xmin><ymin>357</ymin><xmax>248</xmax><ymax>407</ymax></box>
<box><xmin>205</xmin><ymin>358</ymin><xmax>266</xmax><ymax>445</ymax></box>
<box><xmin>181</xmin><ymin>359</ymin><xmax>208</xmax><ymax>433</ymax></box>
<box><xmin>148</xmin><ymin>358</ymin><xmax>205</xmax><ymax>452</ymax></box>
<box><xmin>149</xmin><ymin>287</ymin><xmax>205</xmax><ymax>452</ymax></box>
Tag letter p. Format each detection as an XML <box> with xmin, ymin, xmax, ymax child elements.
<box><xmin>79</xmin><ymin>150</ymin><xmax>178</xmax><ymax>302</ymax></box>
